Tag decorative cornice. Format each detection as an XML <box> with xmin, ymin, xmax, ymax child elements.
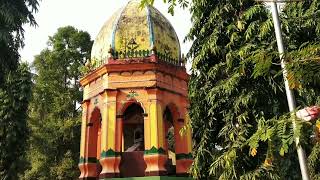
<box><xmin>146</xmin><ymin>86</ymin><xmax>188</xmax><ymax>98</ymax></box>
<box><xmin>80</xmin><ymin>61</ymin><xmax>189</xmax><ymax>87</ymax></box>
<box><xmin>113</xmin><ymin>49</ymin><xmax>151</xmax><ymax>59</ymax></box>
<box><xmin>104</xmin><ymin>89</ymin><xmax>118</xmax><ymax>95</ymax></box>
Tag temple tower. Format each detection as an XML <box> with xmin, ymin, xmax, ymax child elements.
<box><xmin>78</xmin><ymin>1</ymin><xmax>192</xmax><ymax>179</ymax></box>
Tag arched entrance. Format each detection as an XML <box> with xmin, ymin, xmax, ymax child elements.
<box><xmin>163</xmin><ymin>106</ymin><xmax>176</xmax><ymax>175</ymax></box>
<box><xmin>120</xmin><ymin>103</ymin><xmax>146</xmax><ymax>177</ymax></box>
<box><xmin>86</xmin><ymin>108</ymin><xmax>102</xmax><ymax>176</ymax></box>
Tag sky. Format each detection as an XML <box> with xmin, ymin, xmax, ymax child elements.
<box><xmin>20</xmin><ymin>0</ymin><xmax>192</xmax><ymax>65</ymax></box>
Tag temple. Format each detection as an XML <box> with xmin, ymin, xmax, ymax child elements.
<box><xmin>78</xmin><ymin>1</ymin><xmax>192</xmax><ymax>179</ymax></box>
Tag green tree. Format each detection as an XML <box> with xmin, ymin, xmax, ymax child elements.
<box><xmin>186</xmin><ymin>1</ymin><xmax>320</xmax><ymax>179</ymax></box>
<box><xmin>0</xmin><ymin>64</ymin><xmax>32</xmax><ymax>179</ymax></box>
<box><xmin>0</xmin><ymin>0</ymin><xmax>39</xmax><ymax>179</ymax></box>
<box><xmin>140</xmin><ymin>0</ymin><xmax>188</xmax><ymax>15</ymax></box>
<box><xmin>186</xmin><ymin>1</ymin><xmax>288</xmax><ymax>179</ymax></box>
<box><xmin>22</xmin><ymin>26</ymin><xmax>93</xmax><ymax>179</ymax></box>
<box><xmin>0</xmin><ymin>0</ymin><xmax>39</xmax><ymax>83</ymax></box>
<box><xmin>143</xmin><ymin>0</ymin><xmax>320</xmax><ymax>179</ymax></box>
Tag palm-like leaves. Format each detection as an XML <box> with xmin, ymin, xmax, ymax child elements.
<box><xmin>187</xmin><ymin>0</ymin><xmax>320</xmax><ymax>179</ymax></box>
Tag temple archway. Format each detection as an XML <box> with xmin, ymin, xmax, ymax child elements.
<box><xmin>86</xmin><ymin>107</ymin><xmax>102</xmax><ymax>176</ymax></box>
<box><xmin>120</xmin><ymin>103</ymin><xmax>146</xmax><ymax>177</ymax></box>
<box><xmin>163</xmin><ymin>105</ymin><xmax>178</xmax><ymax>175</ymax></box>
<box><xmin>123</xmin><ymin>103</ymin><xmax>145</xmax><ymax>151</ymax></box>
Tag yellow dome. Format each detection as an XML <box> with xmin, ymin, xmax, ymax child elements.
<box><xmin>91</xmin><ymin>0</ymin><xmax>181</xmax><ymax>67</ymax></box>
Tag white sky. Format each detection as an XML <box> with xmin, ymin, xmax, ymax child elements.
<box><xmin>20</xmin><ymin>0</ymin><xmax>192</xmax><ymax>65</ymax></box>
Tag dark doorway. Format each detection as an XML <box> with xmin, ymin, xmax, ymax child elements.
<box><xmin>164</xmin><ymin>107</ymin><xmax>176</xmax><ymax>175</ymax></box>
<box><xmin>120</xmin><ymin>103</ymin><xmax>146</xmax><ymax>177</ymax></box>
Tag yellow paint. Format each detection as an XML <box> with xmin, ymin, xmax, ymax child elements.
<box><xmin>149</xmin><ymin>103</ymin><xmax>158</xmax><ymax>147</ymax></box>
<box><xmin>101</xmin><ymin>106</ymin><xmax>108</xmax><ymax>151</ymax></box>
<box><xmin>91</xmin><ymin>9</ymin><xmax>122</xmax><ymax>65</ymax></box>
<box><xmin>157</xmin><ymin>104</ymin><xmax>164</xmax><ymax>148</ymax></box>
<box><xmin>148</xmin><ymin>102</ymin><xmax>165</xmax><ymax>149</ymax></box>
<box><xmin>114</xmin><ymin>2</ymin><xmax>150</xmax><ymax>58</ymax></box>
<box><xmin>144</xmin><ymin>116</ymin><xmax>151</xmax><ymax>149</ymax></box>
<box><xmin>150</xmin><ymin>6</ymin><xmax>180</xmax><ymax>61</ymax></box>
<box><xmin>107</xmin><ymin>103</ymin><xmax>116</xmax><ymax>150</ymax></box>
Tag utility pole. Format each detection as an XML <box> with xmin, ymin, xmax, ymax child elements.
<box><xmin>269</xmin><ymin>1</ymin><xmax>310</xmax><ymax>180</ymax></box>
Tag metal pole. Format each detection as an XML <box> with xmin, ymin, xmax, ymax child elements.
<box><xmin>269</xmin><ymin>2</ymin><xmax>310</xmax><ymax>180</ymax></box>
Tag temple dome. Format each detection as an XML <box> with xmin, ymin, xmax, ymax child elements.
<box><xmin>91</xmin><ymin>0</ymin><xmax>181</xmax><ymax>67</ymax></box>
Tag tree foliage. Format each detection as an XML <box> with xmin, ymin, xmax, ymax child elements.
<box><xmin>140</xmin><ymin>0</ymin><xmax>189</xmax><ymax>15</ymax></box>
<box><xmin>0</xmin><ymin>0</ymin><xmax>39</xmax><ymax>83</ymax></box>
<box><xmin>186</xmin><ymin>0</ymin><xmax>320</xmax><ymax>179</ymax></box>
<box><xmin>0</xmin><ymin>0</ymin><xmax>39</xmax><ymax>179</ymax></box>
<box><xmin>0</xmin><ymin>64</ymin><xmax>32</xmax><ymax>180</ymax></box>
<box><xmin>21</xmin><ymin>26</ymin><xmax>93</xmax><ymax>179</ymax></box>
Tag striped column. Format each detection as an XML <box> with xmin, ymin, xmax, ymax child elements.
<box><xmin>144</xmin><ymin>88</ymin><xmax>168</xmax><ymax>176</ymax></box>
<box><xmin>99</xmin><ymin>90</ymin><xmax>120</xmax><ymax>179</ymax></box>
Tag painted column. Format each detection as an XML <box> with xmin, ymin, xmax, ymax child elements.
<box><xmin>175</xmin><ymin>104</ymin><xmax>193</xmax><ymax>176</ymax></box>
<box><xmin>144</xmin><ymin>88</ymin><xmax>167</xmax><ymax>176</ymax></box>
<box><xmin>99</xmin><ymin>90</ymin><xmax>120</xmax><ymax>179</ymax></box>
<box><xmin>144</xmin><ymin>113</ymin><xmax>151</xmax><ymax>151</ymax></box>
<box><xmin>79</xmin><ymin>100</ymin><xmax>90</xmax><ymax>179</ymax></box>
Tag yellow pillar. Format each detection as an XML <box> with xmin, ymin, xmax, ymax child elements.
<box><xmin>79</xmin><ymin>100</ymin><xmax>90</xmax><ymax>179</ymax></box>
<box><xmin>107</xmin><ymin>101</ymin><xmax>116</xmax><ymax>151</ymax></box>
<box><xmin>144</xmin><ymin>88</ymin><xmax>167</xmax><ymax>176</ymax></box>
<box><xmin>99</xmin><ymin>90</ymin><xmax>120</xmax><ymax>179</ymax></box>
<box><xmin>144</xmin><ymin>113</ymin><xmax>151</xmax><ymax>150</ymax></box>
<box><xmin>100</xmin><ymin>103</ymin><xmax>108</xmax><ymax>155</ymax></box>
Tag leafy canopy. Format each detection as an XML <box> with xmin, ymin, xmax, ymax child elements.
<box><xmin>144</xmin><ymin>0</ymin><xmax>320</xmax><ymax>179</ymax></box>
<box><xmin>0</xmin><ymin>64</ymin><xmax>32</xmax><ymax>180</ymax></box>
<box><xmin>0</xmin><ymin>0</ymin><xmax>39</xmax><ymax>179</ymax></box>
<box><xmin>22</xmin><ymin>26</ymin><xmax>93</xmax><ymax>179</ymax></box>
<box><xmin>140</xmin><ymin>0</ymin><xmax>189</xmax><ymax>15</ymax></box>
<box><xmin>0</xmin><ymin>0</ymin><xmax>39</xmax><ymax>83</ymax></box>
